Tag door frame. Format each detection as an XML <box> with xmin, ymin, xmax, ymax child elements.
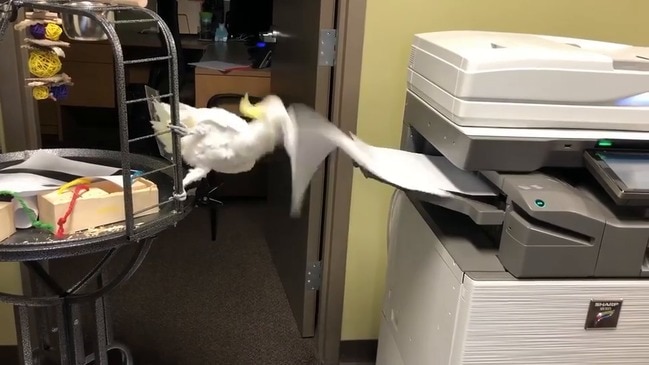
<box><xmin>316</xmin><ymin>0</ymin><xmax>367</xmax><ymax>364</ymax></box>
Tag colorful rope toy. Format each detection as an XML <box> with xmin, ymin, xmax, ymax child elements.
<box><xmin>56</xmin><ymin>185</ymin><xmax>89</xmax><ymax>238</ymax></box>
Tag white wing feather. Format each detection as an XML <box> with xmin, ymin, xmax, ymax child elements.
<box><xmin>149</xmin><ymin>101</ymin><xmax>249</xmax><ymax>154</ymax></box>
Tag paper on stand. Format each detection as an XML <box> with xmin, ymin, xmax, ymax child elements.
<box><xmin>284</xmin><ymin>104</ymin><xmax>496</xmax><ymax>215</ymax></box>
<box><xmin>0</xmin><ymin>151</ymin><xmax>121</xmax><ymax>195</ymax></box>
<box><xmin>2</xmin><ymin>150</ymin><xmax>120</xmax><ymax>177</ymax></box>
<box><xmin>89</xmin><ymin>175</ymin><xmax>151</xmax><ymax>189</ymax></box>
<box><xmin>0</xmin><ymin>173</ymin><xmax>65</xmax><ymax>196</ymax></box>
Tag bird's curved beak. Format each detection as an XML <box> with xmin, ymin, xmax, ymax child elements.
<box><xmin>239</xmin><ymin>94</ymin><xmax>265</xmax><ymax>120</ymax></box>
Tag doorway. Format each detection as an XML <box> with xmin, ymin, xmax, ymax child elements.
<box><xmin>265</xmin><ymin>0</ymin><xmax>366</xmax><ymax>363</ymax></box>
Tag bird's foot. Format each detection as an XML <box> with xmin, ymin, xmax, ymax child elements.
<box><xmin>173</xmin><ymin>189</ymin><xmax>187</xmax><ymax>202</ymax></box>
<box><xmin>169</xmin><ymin>122</ymin><xmax>193</xmax><ymax>136</ymax></box>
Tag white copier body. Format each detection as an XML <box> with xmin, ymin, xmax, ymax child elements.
<box><xmin>376</xmin><ymin>31</ymin><xmax>649</xmax><ymax>365</ymax></box>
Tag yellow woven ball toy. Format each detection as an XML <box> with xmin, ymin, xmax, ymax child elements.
<box><xmin>32</xmin><ymin>86</ymin><xmax>50</xmax><ymax>100</ymax></box>
<box><xmin>28</xmin><ymin>51</ymin><xmax>62</xmax><ymax>78</ymax></box>
<box><xmin>44</xmin><ymin>23</ymin><xmax>63</xmax><ymax>41</ymax></box>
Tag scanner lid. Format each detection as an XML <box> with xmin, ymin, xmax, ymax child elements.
<box><xmin>412</xmin><ymin>30</ymin><xmax>649</xmax><ymax>73</ymax></box>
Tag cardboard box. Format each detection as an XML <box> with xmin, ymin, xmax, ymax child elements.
<box><xmin>38</xmin><ymin>178</ymin><xmax>159</xmax><ymax>235</ymax></box>
<box><xmin>0</xmin><ymin>202</ymin><xmax>16</xmax><ymax>242</ymax></box>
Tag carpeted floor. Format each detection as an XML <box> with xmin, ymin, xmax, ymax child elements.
<box><xmin>50</xmin><ymin>200</ymin><xmax>319</xmax><ymax>365</ymax></box>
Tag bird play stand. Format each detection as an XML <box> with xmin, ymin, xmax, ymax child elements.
<box><xmin>0</xmin><ymin>1</ymin><xmax>192</xmax><ymax>364</ymax></box>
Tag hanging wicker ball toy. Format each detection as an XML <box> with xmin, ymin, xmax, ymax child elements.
<box><xmin>44</xmin><ymin>23</ymin><xmax>63</xmax><ymax>41</ymax></box>
<box><xmin>29</xmin><ymin>23</ymin><xmax>46</xmax><ymax>39</ymax></box>
<box><xmin>32</xmin><ymin>86</ymin><xmax>50</xmax><ymax>100</ymax></box>
<box><xmin>50</xmin><ymin>84</ymin><xmax>70</xmax><ymax>101</ymax></box>
<box><xmin>28</xmin><ymin>50</ymin><xmax>62</xmax><ymax>78</ymax></box>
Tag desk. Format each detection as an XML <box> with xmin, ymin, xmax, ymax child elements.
<box><xmin>193</xmin><ymin>43</ymin><xmax>272</xmax><ymax>110</ymax></box>
<box><xmin>121</xmin><ymin>32</ymin><xmax>208</xmax><ymax>50</ymax></box>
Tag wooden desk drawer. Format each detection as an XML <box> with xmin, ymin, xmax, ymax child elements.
<box><xmin>195</xmin><ymin>72</ymin><xmax>271</xmax><ymax>108</ymax></box>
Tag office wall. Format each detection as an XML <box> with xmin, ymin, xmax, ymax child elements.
<box><xmin>0</xmin><ymin>263</ymin><xmax>20</xmax><ymax>345</ymax></box>
<box><xmin>342</xmin><ymin>0</ymin><xmax>649</xmax><ymax>340</ymax></box>
<box><xmin>0</xmin><ymin>101</ymin><xmax>18</xmax><ymax>345</ymax></box>
<box><xmin>0</xmin><ymin>102</ymin><xmax>6</xmax><ymax>152</ymax></box>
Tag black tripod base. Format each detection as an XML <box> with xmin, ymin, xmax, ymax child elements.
<box><xmin>15</xmin><ymin>300</ymin><xmax>133</xmax><ymax>365</ymax></box>
<box><xmin>194</xmin><ymin>172</ymin><xmax>223</xmax><ymax>242</ymax></box>
<box><xmin>3</xmin><ymin>240</ymin><xmax>153</xmax><ymax>365</ymax></box>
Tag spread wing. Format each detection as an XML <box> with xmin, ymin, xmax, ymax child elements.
<box><xmin>191</xmin><ymin>118</ymin><xmax>242</xmax><ymax>137</ymax></box>
<box><xmin>194</xmin><ymin>107</ymin><xmax>250</xmax><ymax>133</ymax></box>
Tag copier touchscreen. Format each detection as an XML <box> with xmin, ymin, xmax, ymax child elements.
<box><xmin>585</xmin><ymin>150</ymin><xmax>649</xmax><ymax>204</ymax></box>
<box><xmin>601</xmin><ymin>152</ymin><xmax>649</xmax><ymax>190</ymax></box>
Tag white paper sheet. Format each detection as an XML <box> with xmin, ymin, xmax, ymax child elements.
<box><xmin>283</xmin><ymin>104</ymin><xmax>496</xmax><ymax>215</ymax></box>
<box><xmin>0</xmin><ymin>173</ymin><xmax>63</xmax><ymax>196</ymax></box>
<box><xmin>350</xmin><ymin>141</ymin><xmax>497</xmax><ymax>197</ymax></box>
<box><xmin>3</xmin><ymin>150</ymin><xmax>120</xmax><ymax>177</ymax></box>
<box><xmin>92</xmin><ymin>175</ymin><xmax>137</xmax><ymax>188</ymax></box>
<box><xmin>0</xmin><ymin>151</ymin><xmax>121</xmax><ymax>196</ymax></box>
<box><xmin>189</xmin><ymin>60</ymin><xmax>250</xmax><ymax>72</ymax></box>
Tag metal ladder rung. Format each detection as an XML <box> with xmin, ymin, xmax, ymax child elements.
<box><xmin>104</xmin><ymin>5</ymin><xmax>135</xmax><ymax>11</ymax></box>
<box><xmin>132</xmin><ymin>198</ymin><xmax>173</xmax><ymax>216</ymax></box>
<box><xmin>113</xmin><ymin>19</ymin><xmax>158</xmax><ymax>25</ymax></box>
<box><xmin>126</xmin><ymin>93</ymin><xmax>172</xmax><ymax>105</ymax></box>
<box><xmin>128</xmin><ymin>129</ymin><xmax>170</xmax><ymax>143</ymax></box>
<box><xmin>130</xmin><ymin>164</ymin><xmax>177</xmax><ymax>181</ymax></box>
<box><xmin>124</xmin><ymin>55</ymin><xmax>171</xmax><ymax>65</ymax></box>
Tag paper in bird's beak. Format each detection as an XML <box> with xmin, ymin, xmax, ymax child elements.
<box><xmin>145</xmin><ymin>86</ymin><xmax>174</xmax><ymax>162</ymax></box>
<box><xmin>283</xmin><ymin>104</ymin><xmax>496</xmax><ymax>215</ymax></box>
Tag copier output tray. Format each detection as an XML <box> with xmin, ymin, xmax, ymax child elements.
<box><xmin>355</xmin><ymin>163</ymin><xmax>505</xmax><ymax>226</ymax></box>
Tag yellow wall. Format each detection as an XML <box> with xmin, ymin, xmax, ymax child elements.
<box><xmin>342</xmin><ymin>0</ymin><xmax>649</xmax><ymax>340</ymax></box>
<box><xmin>0</xmin><ymin>262</ymin><xmax>20</xmax><ymax>345</ymax></box>
<box><xmin>0</xmin><ymin>102</ymin><xmax>18</xmax><ymax>345</ymax></box>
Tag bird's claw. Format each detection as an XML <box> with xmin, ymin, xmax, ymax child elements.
<box><xmin>169</xmin><ymin>122</ymin><xmax>192</xmax><ymax>136</ymax></box>
<box><xmin>173</xmin><ymin>190</ymin><xmax>187</xmax><ymax>201</ymax></box>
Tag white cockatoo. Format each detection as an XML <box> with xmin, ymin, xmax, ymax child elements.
<box><xmin>150</xmin><ymin>94</ymin><xmax>453</xmax><ymax>216</ymax></box>
<box><xmin>149</xmin><ymin>94</ymin><xmax>292</xmax><ymax>188</ymax></box>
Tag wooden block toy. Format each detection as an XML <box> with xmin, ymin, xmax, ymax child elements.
<box><xmin>0</xmin><ymin>202</ymin><xmax>16</xmax><ymax>242</ymax></box>
<box><xmin>38</xmin><ymin>178</ymin><xmax>159</xmax><ymax>235</ymax></box>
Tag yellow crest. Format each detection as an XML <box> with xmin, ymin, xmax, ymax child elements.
<box><xmin>239</xmin><ymin>94</ymin><xmax>264</xmax><ymax>120</ymax></box>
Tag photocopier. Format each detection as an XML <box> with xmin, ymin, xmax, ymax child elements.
<box><xmin>376</xmin><ymin>31</ymin><xmax>649</xmax><ymax>365</ymax></box>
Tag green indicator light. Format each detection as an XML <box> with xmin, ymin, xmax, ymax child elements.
<box><xmin>597</xmin><ymin>139</ymin><xmax>613</xmax><ymax>147</ymax></box>
<box><xmin>534</xmin><ymin>199</ymin><xmax>545</xmax><ymax>208</ymax></box>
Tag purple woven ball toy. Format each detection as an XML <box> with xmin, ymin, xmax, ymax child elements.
<box><xmin>29</xmin><ymin>24</ymin><xmax>46</xmax><ymax>39</ymax></box>
<box><xmin>50</xmin><ymin>85</ymin><xmax>69</xmax><ymax>101</ymax></box>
